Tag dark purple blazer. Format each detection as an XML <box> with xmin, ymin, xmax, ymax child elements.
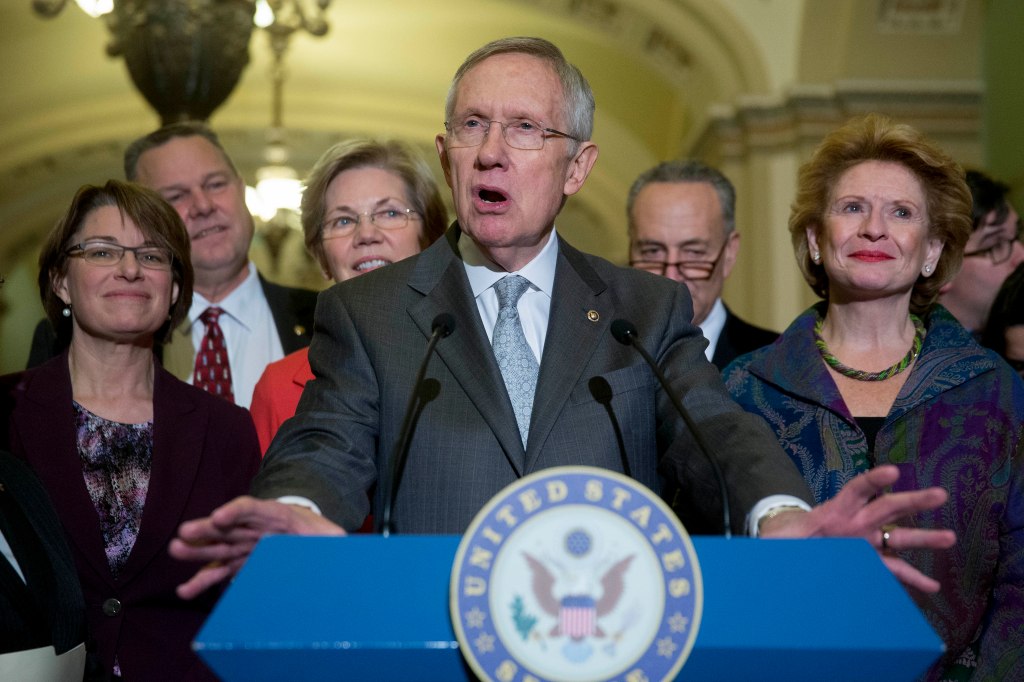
<box><xmin>0</xmin><ymin>354</ymin><xmax>260</xmax><ymax>681</ymax></box>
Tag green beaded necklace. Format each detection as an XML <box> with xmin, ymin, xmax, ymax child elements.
<box><xmin>814</xmin><ymin>314</ymin><xmax>925</xmax><ymax>382</ymax></box>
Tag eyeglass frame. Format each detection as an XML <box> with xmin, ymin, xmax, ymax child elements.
<box><xmin>963</xmin><ymin>219</ymin><xmax>1023</xmax><ymax>265</ymax></box>
<box><xmin>443</xmin><ymin>117</ymin><xmax>580</xmax><ymax>151</ymax></box>
<box><xmin>629</xmin><ymin>239</ymin><xmax>731</xmax><ymax>281</ymax></box>
<box><xmin>320</xmin><ymin>208</ymin><xmax>420</xmax><ymax>241</ymax></box>
<box><xmin>65</xmin><ymin>240</ymin><xmax>175</xmax><ymax>271</ymax></box>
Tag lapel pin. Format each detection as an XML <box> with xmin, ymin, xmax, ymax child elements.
<box><xmin>587</xmin><ymin>310</ymin><xmax>600</xmax><ymax>322</ymax></box>
<box><xmin>294</xmin><ymin>325</ymin><xmax>307</xmax><ymax>336</ymax></box>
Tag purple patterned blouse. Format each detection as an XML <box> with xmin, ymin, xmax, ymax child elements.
<box><xmin>73</xmin><ymin>401</ymin><xmax>152</xmax><ymax>579</ymax></box>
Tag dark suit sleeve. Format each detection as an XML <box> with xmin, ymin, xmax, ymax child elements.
<box><xmin>653</xmin><ymin>286</ymin><xmax>812</xmax><ymax>534</ymax></box>
<box><xmin>252</xmin><ymin>286</ymin><xmax>377</xmax><ymax>530</ymax></box>
<box><xmin>711</xmin><ymin>310</ymin><xmax>779</xmax><ymax>371</ymax></box>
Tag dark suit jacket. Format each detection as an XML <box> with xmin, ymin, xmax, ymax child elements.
<box><xmin>710</xmin><ymin>305</ymin><xmax>779</xmax><ymax>371</ymax></box>
<box><xmin>0</xmin><ymin>451</ymin><xmax>85</xmax><ymax>656</ymax></box>
<box><xmin>1</xmin><ymin>356</ymin><xmax>260</xmax><ymax>681</ymax></box>
<box><xmin>260</xmin><ymin>275</ymin><xmax>319</xmax><ymax>354</ymax></box>
<box><xmin>25</xmin><ymin>273</ymin><xmax>318</xmax><ymax>369</ymax></box>
<box><xmin>257</xmin><ymin>228</ymin><xmax>812</xmax><ymax>535</ymax></box>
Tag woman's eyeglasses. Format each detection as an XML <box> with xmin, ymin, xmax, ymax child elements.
<box><xmin>66</xmin><ymin>241</ymin><xmax>173</xmax><ymax>271</ymax></box>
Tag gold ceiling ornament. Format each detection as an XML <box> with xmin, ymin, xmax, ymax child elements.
<box><xmin>31</xmin><ymin>0</ymin><xmax>331</xmax><ymax>126</ymax></box>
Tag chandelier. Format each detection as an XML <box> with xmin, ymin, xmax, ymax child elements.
<box><xmin>249</xmin><ymin>0</ymin><xmax>330</xmax><ymax>221</ymax></box>
<box><xmin>33</xmin><ymin>0</ymin><xmax>332</xmax><ymax>217</ymax></box>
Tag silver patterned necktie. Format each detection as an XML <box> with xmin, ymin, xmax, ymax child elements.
<box><xmin>492</xmin><ymin>275</ymin><xmax>539</xmax><ymax>447</ymax></box>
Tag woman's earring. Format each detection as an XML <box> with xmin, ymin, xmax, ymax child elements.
<box><xmin>812</xmin><ymin>251</ymin><xmax>821</xmax><ymax>264</ymax></box>
<box><xmin>62</xmin><ymin>304</ymin><xmax>72</xmax><ymax>318</ymax></box>
<box><xmin>923</xmin><ymin>264</ymin><xmax>933</xmax><ymax>275</ymax></box>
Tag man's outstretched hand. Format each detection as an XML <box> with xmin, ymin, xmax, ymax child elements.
<box><xmin>758</xmin><ymin>465</ymin><xmax>956</xmax><ymax>593</ymax></box>
<box><xmin>169</xmin><ymin>496</ymin><xmax>346</xmax><ymax>600</ymax></box>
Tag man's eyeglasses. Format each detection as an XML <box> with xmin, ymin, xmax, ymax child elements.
<box><xmin>444</xmin><ymin>117</ymin><xmax>579</xmax><ymax>151</ymax></box>
<box><xmin>630</xmin><ymin>240</ymin><xmax>729</xmax><ymax>282</ymax></box>
<box><xmin>321</xmin><ymin>208</ymin><xmax>419</xmax><ymax>240</ymax></box>
<box><xmin>964</xmin><ymin>220</ymin><xmax>1023</xmax><ymax>265</ymax></box>
<box><xmin>66</xmin><ymin>241</ymin><xmax>173</xmax><ymax>271</ymax></box>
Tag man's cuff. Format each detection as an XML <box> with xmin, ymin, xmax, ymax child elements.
<box><xmin>746</xmin><ymin>495</ymin><xmax>812</xmax><ymax>537</ymax></box>
<box><xmin>276</xmin><ymin>495</ymin><xmax>322</xmax><ymax>516</ymax></box>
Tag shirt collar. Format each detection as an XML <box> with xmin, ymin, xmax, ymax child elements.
<box><xmin>188</xmin><ymin>261</ymin><xmax>259</xmax><ymax>331</ymax></box>
<box><xmin>700</xmin><ymin>298</ymin><xmax>727</xmax><ymax>356</ymax></box>
<box><xmin>460</xmin><ymin>228</ymin><xmax>559</xmax><ymax>298</ymax></box>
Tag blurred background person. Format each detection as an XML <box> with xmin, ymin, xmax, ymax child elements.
<box><xmin>250</xmin><ymin>138</ymin><xmax>447</xmax><ymax>454</ymax></box>
<box><xmin>0</xmin><ymin>450</ymin><xmax>87</xmax><ymax>680</ymax></box>
<box><xmin>2</xmin><ymin>180</ymin><xmax>260</xmax><ymax>681</ymax></box>
<box><xmin>2</xmin><ymin>270</ymin><xmax>87</xmax><ymax>678</ymax></box>
<box><xmin>627</xmin><ymin>160</ymin><xmax>776</xmax><ymax>369</ymax></box>
<box><xmin>982</xmin><ymin>261</ymin><xmax>1024</xmax><ymax>377</ymax></box>
<box><xmin>725</xmin><ymin>115</ymin><xmax>1024</xmax><ymax>681</ymax></box>
<box><xmin>938</xmin><ymin>169</ymin><xmax>1023</xmax><ymax>338</ymax></box>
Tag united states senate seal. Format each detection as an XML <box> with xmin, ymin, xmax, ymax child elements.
<box><xmin>450</xmin><ymin>466</ymin><xmax>702</xmax><ymax>682</ymax></box>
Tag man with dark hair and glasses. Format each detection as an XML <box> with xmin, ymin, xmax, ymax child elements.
<box><xmin>939</xmin><ymin>169</ymin><xmax>1024</xmax><ymax>336</ymax></box>
<box><xmin>627</xmin><ymin>160</ymin><xmax>777</xmax><ymax>369</ymax></box>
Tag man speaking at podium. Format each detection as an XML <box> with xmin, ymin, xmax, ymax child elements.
<box><xmin>171</xmin><ymin>37</ymin><xmax>953</xmax><ymax>598</ymax></box>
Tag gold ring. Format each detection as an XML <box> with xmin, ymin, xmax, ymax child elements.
<box><xmin>880</xmin><ymin>524</ymin><xmax>897</xmax><ymax>552</ymax></box>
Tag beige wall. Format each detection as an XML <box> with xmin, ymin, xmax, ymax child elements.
<box><xmin>984</xmin><ymin>0</ymin><xmax>1024</xmax><ymax>211</ymax></box>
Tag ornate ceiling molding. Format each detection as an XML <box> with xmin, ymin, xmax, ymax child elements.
<box><xmin>693</xmin><ymin>80</ymin><xmax>983</xmax><ymax>160</ymax></box>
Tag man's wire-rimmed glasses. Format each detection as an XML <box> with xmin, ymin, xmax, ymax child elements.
<box><xmin>321</xmin><ymin>208</ymin><xmax>419</xmax><ymax>240</ymax></box>
<box><xmin>66</xmin><ymin>241</ymin><xmax>173</xmax><ymax>271</ymax></box>
<box><xmin>444</xmin><ymin>117</ymin><xmax>580</xmax><ymax>150</ymax></box>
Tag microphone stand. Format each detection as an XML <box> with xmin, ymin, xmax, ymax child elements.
<box><xmin>380</xmin><ymin>314</ymin><xmax>455</xmax><ymax>537</ymax></box>
<box><xmin>611</xmin><ymin>319</ymin><xmax>732</xmax><ymax>538</ymax></box>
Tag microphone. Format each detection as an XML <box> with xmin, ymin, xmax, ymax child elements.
<box><xmin>380</xmin><ymin>313</ymin><xmax>456</xmax><ymax>537</ymax></box>
<box><xmin>610</xmin><ymin>319</ymin><xmax>732</xmax><ymax>538</ymax></box>
<box><xmin>588</xmin><ymin>376</ymin><xmax>631</xmax><ymax>479</ymax></box>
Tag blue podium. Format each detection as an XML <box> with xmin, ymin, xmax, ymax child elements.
<box><xmin>194</xmin><ymin>535</ymin><xmax>942</xmax><ymax>681</ymax></box>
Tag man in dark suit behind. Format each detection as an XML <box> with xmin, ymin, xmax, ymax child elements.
<box><xmin>27</xmin><ymin>122</ymin><xmax>317</xmax><ymax>409</ymax></box>
<box><xmin>628</xmin><ymin>160</ymin><xmax>777</xmax><ymax>369</ymax></box>
<box><xmin>169</xmin><ymin>37</ymin><xmax>955</xmax><ymax>600</ymax></box>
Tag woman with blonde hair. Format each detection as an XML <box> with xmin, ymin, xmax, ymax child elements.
<box><xmin>250</xmin><ymin>139</ymin><xmax>447</xmax><ymax>454</ymax></box>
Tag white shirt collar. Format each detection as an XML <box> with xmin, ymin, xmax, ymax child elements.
<box><xmin>460</xmin><ymin>228</ymin><xmax>559</xmax><ymax>296</ymax></box>
<box><xmin>699</xmin><ymin>297</ymin><xmax>727</xmax><ymax>361</ymax></box>
<box><xmin>188</xmin><ymin>261</ymin><xmax>260</xmax><ymax>331</ymax></box>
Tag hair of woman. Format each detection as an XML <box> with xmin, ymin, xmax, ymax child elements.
<box><xmin>789</xmin><ymin>113</ymin><xmax>972</xmax><ymax>315</ymax></box>
<box><xmin>300</xmin><ymin>138</ymin><xmax>448</xmax><ymax>273</ymax></box>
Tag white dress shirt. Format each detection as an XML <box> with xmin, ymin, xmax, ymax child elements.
<box><xmin>459</xmin><ymin>228</ymin><xmax>559</xmax><ymax>363</ymax></box>
<box><xmin>699</xmin><ymin>298</ymin><xmax>727</xmax><ymax>362</ymax></box>
<box><xmin>0</xmin><ymin>531</ymin><xmax>25</xmax><ymax>582</ymax></box>
<box><xmin>187</xmin><ymin>262</ymin><xmax>284</xmax><ymax>409</ymax></box>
